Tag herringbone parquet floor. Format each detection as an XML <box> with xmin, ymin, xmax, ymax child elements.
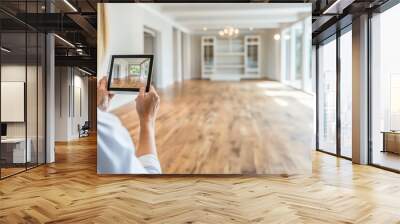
<box><xmin>0</xmin><ymin>136</ymin><xmax>400</xmax><ymax>223</ymax></box>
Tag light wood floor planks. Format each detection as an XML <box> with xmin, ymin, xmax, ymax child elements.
<box><xmin>113</xmin><ymin>80</ymin><xmax>314</xmax><ymax>174</ymax></box>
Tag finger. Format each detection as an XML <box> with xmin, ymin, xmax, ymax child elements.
<box><xmin>149</xmin><ymin>85</ymin><xmax>159</xmax><ymax>97</ymax></box>
<box><xmin>138</xmin><ymin>87</ymin><xmax>145</xmax><ymax>97</ymax></box>
<box><xmin>100</xmin><ymin>76</ymin><xmax>107</xmax><ymax>84</ymax></box>
<box><xmin>99</xmin><ymin>76</ymin><xmax>108</xmax><ymax>89</ymax></box>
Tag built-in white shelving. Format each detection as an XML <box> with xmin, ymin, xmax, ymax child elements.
<box><xmin>216</xmin><ymin>64</ymin><xmax>245</xmax><ymax>68</ymax></box>
<box><xmin>201</xmin><ymin>35</ymin><xmax>260</xmax><ymax>81</ymax></box>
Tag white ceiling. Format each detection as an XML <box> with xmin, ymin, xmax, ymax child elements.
<box><xmin>148</xmin><ymin>3</ymin><xmax>311</xmax><ymax>34</ymax></box>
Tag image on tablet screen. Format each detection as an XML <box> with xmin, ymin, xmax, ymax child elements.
<box><xmin>110</xmin><ymin>57</ymin><xmax>150</xmax><ymax>89</ymax></box>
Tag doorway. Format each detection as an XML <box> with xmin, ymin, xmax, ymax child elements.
<box><xmin>144</xmin><ymin>29</ymin><xmax>158</xmax><ymax>88</ymax></box>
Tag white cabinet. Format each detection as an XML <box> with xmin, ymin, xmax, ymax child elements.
<box><xmin>244</xmin><ymin>35</ymin><xmax>261</xmax><ymax>78</ymax></box>
<box><xmin>201</xmin><ymin>35</ymin><xmax>260</xmax><ymax>80</ymax></box>
<box><xmin>201</xmin><ymin>36</ymin><xmax>216</xmax><ymax>79</ymax></box>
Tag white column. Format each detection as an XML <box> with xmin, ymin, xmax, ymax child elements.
<box><xmin>182</xmin><ymin>33</ymin><xmax>192</xmax><ymax>80</ymax></box>
<box><xmin>46</xmin><ymin>33</ymin><xmax>55</xmax><ymax>163</ymax></box>
<box><xmin>352</xmin><ymin>14</ymin><xmax>369</xmax><ymax>164</ymax></box>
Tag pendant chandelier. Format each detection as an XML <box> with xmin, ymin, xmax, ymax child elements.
<box><xmin>218</xmin><ymin>26</ymin><xmax>239</xmax><ymax>39</ymax></box>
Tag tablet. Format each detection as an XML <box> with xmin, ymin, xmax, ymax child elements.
<box><xmin>107</xmin><ymin>55</ymin><xmax>153</xmax><ymax>93</ymax></box>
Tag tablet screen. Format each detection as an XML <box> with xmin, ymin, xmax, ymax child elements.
<box><xmin>108</xmin><ymin>55</ymin><xmax>153</xmax><ymax>91</ymax></box>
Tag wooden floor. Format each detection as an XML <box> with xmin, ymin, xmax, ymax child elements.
<box><xmin>0</xmin><ymin>135</ymin><xmax>400</xmax><ymax>223</ymax></box>
<box><xmin>112</xmin><ymin>80</ymin><xmax>314</xmax><ymax>174</ymax></box>
<box><xmin>373</xmin><ymin>151</ymin><xmax>400</xmax><ymax>171</ymax></box>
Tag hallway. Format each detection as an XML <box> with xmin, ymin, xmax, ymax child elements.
<box><xmin>113</xmin><ymin>80</ymin><xmax>314</xmax><ymax>174</ymax></box>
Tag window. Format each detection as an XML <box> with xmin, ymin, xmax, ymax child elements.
<box><xmin>340</xmin><ymin>29</ymin><xmax>352</xmax><ymax>158</ymax></box>
<box><xmin>371</xmin><ymin>3</ymin><xmax>400</xmax><ymax>171</ymax></box>
<box><xmin>283</xmin><ymin>30</ymin><xmax>291</xmax><ymax>82</ymax></box>
<box><xmin>282</xmin><ymin>18</ymin><xmax>312</xmax><ymax>92</ymax></box>
<box><xmin>294</xmin><ymin>25</ymin><xmax>304</xmax><ymax>81</ymax></box>
<box><xmin>317</xmin><ymin>37</ymin><xmax>337</xmax><ymax>154</ymax></box>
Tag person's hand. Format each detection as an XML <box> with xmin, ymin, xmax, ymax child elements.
<box><xmin>135</xmin><ymin>86</ymin><xmax>160</xmax><ymax>125</ymax></box>
<box><xmin>97</xmin><ymin>76</ymin><xmax>114</xmax><ymax>111</ymax></box>
<box><xmin>136</xmin><ymin>86</ymin><xmax>160</xmax><ymax>158</ymax></box>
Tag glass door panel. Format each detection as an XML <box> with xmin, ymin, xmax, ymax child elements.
<box><xmin>246</xmin><ymin>45</ymin><xmax>258</xmax><ymax>69</ymax></box>
<box><xmin>1</xmin><ymin>31</ymin><xmax>28</xmax><ymax>177</ymax></box>
<box><xmin>284</xmin><ymin>31</ymin><xmax>291</xmax><ymax>82</ymax></box>
<box><xmin>294</xmin><ymin>25</ymin><xmax>304</xmax><ymax>83</ymax></box>
<box><xmin>204</xmin><ymin>45</ymin><xmax>214</xmax><ymax>66</ymax></box>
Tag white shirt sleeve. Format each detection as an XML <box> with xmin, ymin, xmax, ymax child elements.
<box><xmin>138</xmin><ymin>154</ymin><xmax>162</xmax><ymax>174</ymax></box>
<box><xmin>97</xmin><ymin>109</ymin><xmax>162</xmax><ymax>174</ymax></box>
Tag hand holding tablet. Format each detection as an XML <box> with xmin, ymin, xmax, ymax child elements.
<box><xmin>108</xmin><ymin>55</ymin><xmax>154</xmax><ymax>94</ymax></box>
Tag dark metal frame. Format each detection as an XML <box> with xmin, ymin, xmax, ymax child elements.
<box><xmin>315</xmin><ymin>44</ymin><xmax>319</xmax><ymax>151</ymax></box>
<box><xmin>367</xmin><ymin>10</ymin><xmax>373</xmax><ymax>166</ymax></box>
<box><xmin>336</xmin><ymin>25</ymin><xmax>341</xmax><ymax>157</ymax></box>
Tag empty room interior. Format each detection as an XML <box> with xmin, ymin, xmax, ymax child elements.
<box><xmin>1</xmin><ymin>0</ymin><xmax>400</xmax><ymax>223</ymax></box>
<box><xmin>96</xmin><ymin>3</ymin><xmax>314</xmax><ymax>174</ymax></box>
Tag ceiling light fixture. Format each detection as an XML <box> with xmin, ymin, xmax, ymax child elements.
<box><xmin>273</xmin><ymin>34</ymin><xmax>281</xmax><ymax>41</ymax></box>
<box><xmin>54</xmin><ymin>34</ymin><xmax>75</xmax><ymax>48</ymax></box>
<box><xmin>63</xmin><ymin>0</ymin><xmax>78</xmax><ymax>12</ymax></box>
<box><xmin>249</xmin><ymin>27</ymin><xmax>254</xmax><ymax>31</ymax></box>
<box><xmin>219</xmin><ymin>26</ymin><xmax>239</xmax><ymax>39</ymax></box>
<box><xmin>1</xmin><ymin>47</ymin><xmax>11</xmax><ymax>53</ymax></box>
<box><xmin>203</xmin><ymin>27</ymin><xmax>207</xmax><ymax>31</ymax></box>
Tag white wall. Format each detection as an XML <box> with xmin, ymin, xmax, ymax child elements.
<box><xmin>182</xmin><ymin>33</ymin><xmax>192</xmax><ymax>80</ymax></box>
<box><xmin>260</xmin><ymin>29</ymin><xmax>281</xmax><ymax>80</ymax></box>
<box><xmin>99</xmin><ymin>4</ymin><xmax>177</xmax><ymax>111</ymax></box>
<box><xmin>1</xmin><ymin>65</ymin><xmax>39</xmax><ymax>137</ymax></box>
<box><xmin>72</xmin><ymin>74</ymin><xmax>89</xmax><ymax>138</ymax></box>
<box><xmin>54</xmin><ymin>67</ymin><xmax>89</xmax><ymax>141</ymax></box>
<box><xmin>190</xmin><ymin>35</ymin><xmax>202</xmax><ymax>79</ymax></box>
<box><xmin>54</xmin><ymin>67</ymin><xmax>69</xmax><ymax>141</ymax></box>
<box><xmin>174</xmin><ymin>29</ymin><xmax>183</xmax><ymax>83</ymax></box>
